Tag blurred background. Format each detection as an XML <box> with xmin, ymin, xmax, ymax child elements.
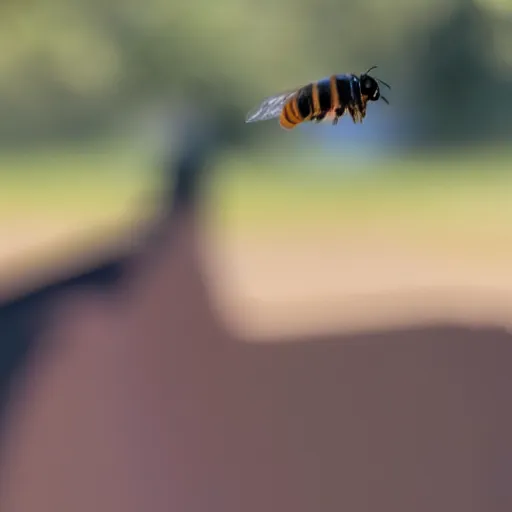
<box><xmin>2</xmin><ymin>0</ymin><xmax>512</xmax><ymax>333</ymax></box>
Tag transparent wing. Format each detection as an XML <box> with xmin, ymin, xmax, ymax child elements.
<box><xmin>245</xmin><ymin>90</ymin><xmax>298</xmax><ymax>123</ymax></box>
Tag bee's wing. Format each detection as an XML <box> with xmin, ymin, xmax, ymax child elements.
<box><xmin>245</xmin><ymin>90</ymin><xmax>299</xmax><ymax>123</ymax></box>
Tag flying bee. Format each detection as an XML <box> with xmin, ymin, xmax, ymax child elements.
<box><xmin>245</xmin><ymin>66</ymin><xmax>390</xmax><ymax>130</ymax></box>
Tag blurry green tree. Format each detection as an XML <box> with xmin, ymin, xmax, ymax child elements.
<box><xmin>0</xmin><ymin>0</ymin><xmax>510</xmax><ymax>149</ymax></box>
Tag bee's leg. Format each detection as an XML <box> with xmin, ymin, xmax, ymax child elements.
<box><xmin>314</xmin><ymin>112</ymin><xmax>327</xmax><ymax>123</ymax></box>
<box><xmin>347</xmin><ymin>106</ymin><xmax>358</xmax><ymax>124</ymax></box>
<box><xmin>348</xmin><ymin>107</ymin><xmax>356</xmax><ymax>123</ymax></box>
<box><xmin>354</xmin><ymin>104</ymin><xmax>366</xmax><ymax>123</ymax></box>
<box><xmin>332</xmin><ymin>107</ymin><xmax>344</xmax><ymax>125</ymax></box>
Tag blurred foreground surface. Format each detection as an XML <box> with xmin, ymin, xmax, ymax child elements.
<box><xmin>1</xmin><ymin>141</ymin><xmax>512</xmax><ymax>512</ymax></box>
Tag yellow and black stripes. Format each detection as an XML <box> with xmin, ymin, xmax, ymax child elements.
<box><xmin>280</xmin><ymin>82</ymin><xmax>312</xmax><ymax>129</ymax></box>
<box><xmin>316</xmin><ymin>78</ymin><xmax>332</xmax><ymax>113</ymax></box>
<box><xmin>311</xmin><ymin>82</ymin><xmax>321</xmax><ymax>117</ymax></box>
<box><xmin>247</xmin><ymin>68</ymin><xmax>389</xmax><ymax>128</ymax></box>
<box><xmin>279</xmin><ymin>96</ymin><xmax>301</xmax><ymax>129</ymax></box>
<box><xmin>329</xmin><ymin>75</ymin><xmax>341</xmax><ymax>112</ymax></box>
<box><xmin>278</xmin><ymin>73</ymin><xmax>375</xmax><ymax>129</ymax></box>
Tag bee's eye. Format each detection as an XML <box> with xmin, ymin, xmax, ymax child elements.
<box><xmin>363</xmin><ymin>79</ymin><xmax>373</xmax><ymax>90</ymax></box>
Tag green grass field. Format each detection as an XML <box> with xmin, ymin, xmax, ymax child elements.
<box><xmin>2</xmin><ymin>144</ymin><xmax>512</xmax><ymax>289</ymax></box>
<box><xmin>2</xmin><ymin>145</ymin><xmax>512</xmax><ymax>240</ymax></box>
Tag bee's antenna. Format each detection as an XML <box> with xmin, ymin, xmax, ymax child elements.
<box><xmin>376</xmin><ymin>78</ymin><xmax>391</xmax><ymax>90</ymax></box>
<box><xmin>380</xmin><ymin>95</ymin><xmax>390</xmax><ymax>105</ymax></box>
<box><xmin>364</xmin><ymin>66</ymin><xmax>391</xmax><ymax>90</ymax></box>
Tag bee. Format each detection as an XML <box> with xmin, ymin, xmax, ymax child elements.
<box><xmin>245</xmin><ymin>66</ymin><xmax>390</xmax><ymax>130</ymax></box>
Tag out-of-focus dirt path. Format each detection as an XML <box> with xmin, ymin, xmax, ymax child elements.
<box><xmin>3</xmin><ymin>221</ymin><xmax>512</xmax><ymax>338</ymax></box>
<box><xmin>2</xmin><ymin>210</ymin><xmax>512</xmax><ymax>512</ymax></box>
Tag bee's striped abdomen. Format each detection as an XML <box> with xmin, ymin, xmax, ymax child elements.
<box><xmin>279</xmin><ymin>98</ymin><xmax>301</xmax><ymax>129</ymax></box>
<box><xmin>316</xmin><ymin>78</ymin><xmax>332</xmax><ymax>112</ymax></box>
<box><xmin>329</xmin><ymin>75</ymin><xmax>341</xmax><ymax>111</ymax></box>
<box><xmin>335</xmin><ymin>75</ymin><xmax>353</xmax><ymax>108</ymax></box>
<box><xmin>279</xmin><ymin>83</ymin><xmax>314</xmax><ymax>129</ymax></box>
<box><xmin>278</xmin><ymin>74</ymin><xmax>369</xmax><ymax>129</ymax></box>
<box><xmin>295</xmin><ymin>83</ymin><xmax>313</xmax><ymax>120</ymax></box>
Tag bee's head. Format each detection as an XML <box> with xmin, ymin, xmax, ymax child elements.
<box><xmin>359</xmin><ymin>66</ymin><xmax>390</xmax><ymax>104</ymax></box>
